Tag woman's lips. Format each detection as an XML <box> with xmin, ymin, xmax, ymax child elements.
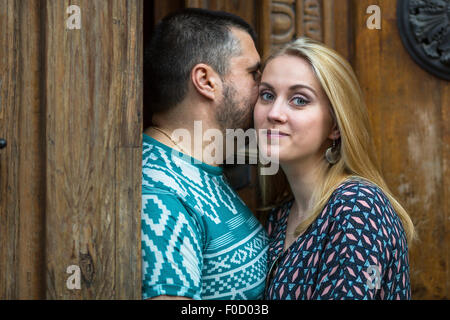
<box><xmin>266</xmin><ymin>129</ymin><xmax>289</xmax><ymax>137</ymax></box>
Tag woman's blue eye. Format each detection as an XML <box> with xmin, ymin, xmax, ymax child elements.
<box><xmin>292</xmin><ymin>96</ymin><xmax>308</xmax><ymax>106</ymax></box>
<box><xmin>260</xmin><ymin>92</ymin><xmax>274</xmax><ymax>101</ymax></box>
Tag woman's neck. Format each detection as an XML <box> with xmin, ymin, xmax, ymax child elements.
<box><xmin>281</xmin><ymin>158</ymin><xmax>327</xmax><ymax>220</ymax></box>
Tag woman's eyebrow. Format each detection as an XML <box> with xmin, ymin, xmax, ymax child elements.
<box><xmin>259</xmin><ymin>82</ymin><xmax>317</xmax><ymax>96</ymax></box>
<box><xmin>259</xmin><ymin>82</ymin><xmax>274</xmax><ymax>90</ymax></box>
<box><xmin>288</xmin><ymin>84</ymin><xmax>317</xmax><ymax>96</ymax></box>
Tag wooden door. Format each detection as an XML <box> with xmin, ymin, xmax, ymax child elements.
<box><xmin>1</xmin><ymin>0</ymin><xmax>142</xmax><ymax>299</ymax></box>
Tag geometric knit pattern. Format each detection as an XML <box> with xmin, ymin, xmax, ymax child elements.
<box><xmin>265</xmin><ymin>178</ymin><xmax>411</xmax><ymax>300</ymax></box>
<box><xmin>142</xmin><ymin>134</ymin><xmax>268</xmax><ymax>300</ymax></box>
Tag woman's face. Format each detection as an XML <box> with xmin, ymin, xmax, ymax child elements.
<box><xmin>254</xmin><ymin>55</ymin><xmax>337</xmax><ymax>165</ymax></box>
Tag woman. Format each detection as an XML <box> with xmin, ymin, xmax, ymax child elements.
<box><xmin>254</xmin><ymin>37</ymin><xmax>415</xmax><ymax>300</ymax></box>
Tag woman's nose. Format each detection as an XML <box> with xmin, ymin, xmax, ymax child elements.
<box><xmin>267</xmin><ymin>99</ymin><xmax>287</xmax><ymax>123</ymax></box>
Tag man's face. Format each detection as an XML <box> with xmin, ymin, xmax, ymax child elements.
<box><xmin>216</xmin><ymin>28</ymin><xmax>261</xmax><ymax>131</ymax></box>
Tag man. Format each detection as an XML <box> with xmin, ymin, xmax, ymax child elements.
<box><xmin>141</xmin><ymin>8</ymin><xmax>268</xmax><ymax>300</ymax></box>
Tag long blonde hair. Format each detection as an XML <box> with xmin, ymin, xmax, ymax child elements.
<box><xmin>264</xmin><ymin>37</ymin><xmax>416</xmax><ymax>244</ymax></box>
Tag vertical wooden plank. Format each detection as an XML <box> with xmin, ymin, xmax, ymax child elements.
<box><xmin>322</xmin><ymin>0</ymin><xmax>333</xmax><ymax>48</ymax></box>
<box><xmin>219</xmin><ymin>0</ymin><xmax>256</xmax><ymax>27</ymax></box>
<box><xmin>353</xmin><ymin>0</ymin><xmax>449</xmax><ymax>299</ymax></box>
<box><xmin>44</xmin><ymin>0</ymin><xmax>142</xmax><ymax>299</ymax></box>
<box><xmin>44</xmin><ymin>0</ymin><xmax>115</xmax><ymax>298</ymax></box>
<box><xmin>185</xmin><ymin>0</ymin><xmax>201</xmax><ymax>7</ymax></box>
<box><xmin>185</xmin><ymin>0</ymin><xmax>256</xmax><ymax>26</ymax></box>
<box><xmin>0</xmin><ymin>0</ymin><xmax>20</xmax><ymax>299</ymax></box>
<box><xmin>16</xmin><ymin>0</ymin><xmax>46</xmax><ymax>299</ymax></box>
<box><xmin>351</xmin><ymin>0</ymin><xmax>383</xmax><ymax>159</ymax></box>
<box><xmin>155</xmin><ymin>0</ymin><xmax>185</xmax><ymax>23</ymax></box>
<box><xmin>441</xmin><ymin>80</ymin><xmax>450</xmax><ymax>298</ymax></box>
<box><xmin>115</xmin><ymin>147</ymin><xmax>142</xmax><ymax>299</ymax></box>
<box><xmin>0</xmin><ymin>0</ymin><xmax>45</xmax><ymax>299</ymax></box>
<box><xmin>332</xmin><ymin>0</ymin><xmax>353</xmax><ymax>62</ymax></box>
<box><xmin>257</xmin><ymin>0</ymin><xmax>272</xmax><ymax>59</ymax></box>
<box><xmin>321</xmin><ymin>0</ymin><xmax>354</xmax><ymax>63</ymax></box>
<box><xmin>114</xmin><ymin>0</ymin><xmax>143</xmax><ymax>299</ymax></box>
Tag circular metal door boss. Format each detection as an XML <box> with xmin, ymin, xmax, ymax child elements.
<box><xmin>397</xmin><ymin>0</ymin><xmax>450</xmax><ymax>80</ymax></box>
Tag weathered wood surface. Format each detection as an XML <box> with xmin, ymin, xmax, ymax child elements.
<box><xmin>352</xmin><ymin>0</ymin><xmax>449</xmax><ymax>299</ymax></box>
<box><xmin>43</xmin><ymin>0</ymin><xmax>142</xmax><ymax>299</ymax></box>
<box><xmin>0</xmin><ymin>0</ymin><xmax>142</xmax><ymax>299</ymax></box>
<box><xmin>0</xmin><ymin>0</ymin><xmax>46</xmax><ymax>299</ymax></box>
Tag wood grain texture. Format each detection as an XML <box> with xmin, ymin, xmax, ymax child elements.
<box><xmin>186</xmin><ymin>0</ymin><xmax>256</xmax><ymax>26</ymax></box>
<box><xmin>43</xmin><ymin>0</ymin><xmax>142</xmax><ymax>299</ymax></box>
<box><xmin>0</xmin><ymin>0</ymin><xmax>21</xmax><ymax>299</ymax></box>
<box><xmin>114</xmin><ymin>0</ymin><xmax>143</xmax><ymax>300</ymax></box>
<box><xmin>442</xmin><ymin>80</ymin><xmax>450</xmax><ymax>299</ymax></box>
<box><xmin>322</xmin><ymin>0</ymin><xmax>354</xmax><ymax>59</ymax></box>
<box><xmin>115</xmin><ymin>147</ymin><xmax>142</xmax><ymax>299</ymax></box>
<box><xmin>16</xmin><ymin>0</ymin><xmax>46</xmax><ymax>300</ymax></box>
<box><xmin>352</xmin><ymin>0</ymin><xmax>449</xmax><ymax>299</ymax></box>
<box><xmin>257</xmin><ymin>0</ymin><xmax>272</xmax><ymax>59</ymax></box>
<box><xmin>296</xmin><ymin>0</ymin><xmax>323</xmax><ymax>41</ymax></box>
<box><xmin>154</xmin><ymin>0</ymin><xmax>184</xmax><ymax>25</ymax></box>
<box><xmin>0</xmin><ymin>0</ymin><xmax>46</xmax><ymax>299</ymax></box>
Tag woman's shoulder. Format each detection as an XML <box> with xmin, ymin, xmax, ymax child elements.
<box><xmin>327</xmin><ymin>177</ymin><xmax>406</xmax><ymax>243</ymax></box>
<box><xmin>326</xmin><ymin>177</ymin><xmax>398</xmax><ymax>227</ymax></box>
<box><xmin>329</xmin><ymin>177</ymin><xmax>389</xmax><ymax>206</ymax></box>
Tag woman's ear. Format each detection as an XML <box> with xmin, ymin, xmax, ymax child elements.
<box><xmin>328</xmin><ymin>121</ymin><xmax>341</xmax><ymax>140</ymax></box>
<box><xmin>191</xmin><ymin>63</ymin><xmax>221</xmax><ymax>101</ymax></box>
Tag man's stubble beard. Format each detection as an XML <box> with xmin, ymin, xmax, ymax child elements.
<box><xmin>216</xmin><ymin>82</ymin><xmax>255</xmax><ymax>133</ymax></box>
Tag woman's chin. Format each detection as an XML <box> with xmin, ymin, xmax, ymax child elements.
<box><xmin>257</xmin><ymin>144</ymin><xmax>283</xmax><ymax>164</ymax></box>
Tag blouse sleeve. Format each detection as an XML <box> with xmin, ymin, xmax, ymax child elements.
<box><xmin>310</xmin><ymin>183</ymin><xmax>395</xmax><ymax>300</ymax></box>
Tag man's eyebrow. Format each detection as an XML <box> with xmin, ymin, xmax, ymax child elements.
<box><xmin>247</xmin><ymin>62</ymin><xmax>261</xmax><ymax>71</ymax></box>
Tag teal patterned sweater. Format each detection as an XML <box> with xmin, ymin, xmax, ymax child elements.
<box><xmin>141</xmin><ymin>134</ymin><xmax>268</xmax><ymax>300</ymax></box>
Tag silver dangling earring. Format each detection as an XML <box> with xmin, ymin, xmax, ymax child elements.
<box><xmin>325</xmin><ymin>139</ymin><xmax>340</xmax><ymax>165</ymax></box>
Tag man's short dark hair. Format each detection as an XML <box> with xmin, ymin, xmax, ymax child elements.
<box><xmin>144</xmin><ymin>8</ymin><xmax>257</xmax><ymax>113</ymax></box>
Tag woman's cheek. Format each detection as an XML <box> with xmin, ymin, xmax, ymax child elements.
<box><xmin>253</xmin><ymin>103</ymin><xmax>263</xmax><ymax>129</ymax></box>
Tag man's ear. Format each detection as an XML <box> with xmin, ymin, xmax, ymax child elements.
<box><xmin>191</xmin><ymin>63</ymin><xmax>221</xmax><ymax>101</ymax></box>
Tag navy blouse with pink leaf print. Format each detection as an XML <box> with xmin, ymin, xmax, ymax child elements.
<box><xmin>264</xmin><ymin>179</ymin><xmax>411</xmax><ymax>300</ymax></box>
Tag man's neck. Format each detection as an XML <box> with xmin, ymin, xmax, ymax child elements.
<box><xmin>146</xmin><ymin>114</ymin><xmax>225</xmax><ymax>167</ymax></box>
